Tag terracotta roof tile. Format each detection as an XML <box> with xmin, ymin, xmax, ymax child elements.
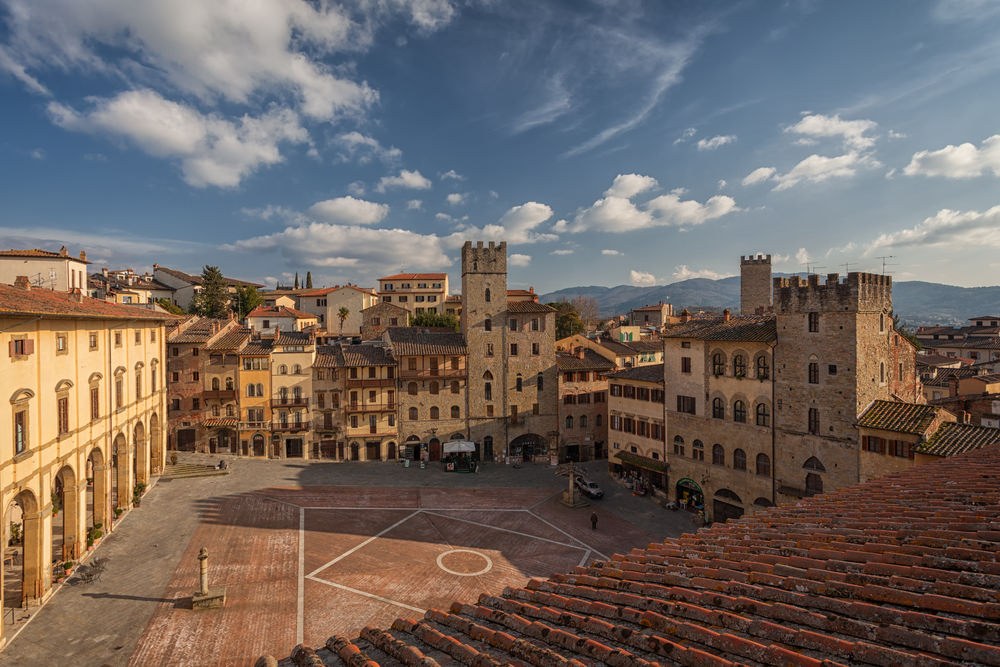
<box><xmin>341</xmin><ymin>343</ymin><xmax>395</xmax><ymax>366</ymax></box>
<box><xmin>154</xmin><ymin>265</ymin><xmax>263</xmax><ymax>287</ymax></box>
<box><xmin>0</xmin><ymin>284</ymin><xmax>172</xmax><ymax>321</ymax></box>
<box><xmin>205</xmin><ymin>327</ymin><xmax>250</xmax><ymax>351</ymax></box>
<box><xmin>916</xmin><ymin>421</ymin><xmax>1000</xmax><ymax>457</ymax></box>
<box><xmin>385</xmin><ymin>327</ymin><xmax>466</xmax><ymax>356</ymax></box>
<box><xmin>247</xmin><ymin>305</ymin><xmax>316</xmax><ymax>320</ymax></box>
<box><xmin>608</xmin><ymin>363</ymin><xmax>664</xmax><ymax>383</ymax></box>
<box><xmin>241</xmin><ymin>340</ymin><xmax>272</xmax><ymax>355</ymax></box>
<box><xmin>506</xmin><ymin>300</ymin><xmax>556</xmax><ymax>313</ymax></box>
<box><xmin>856</xmin><ymin>400</ymin><xmax>943</xmax><ymax>434</ymax></box>
<box><xmin>556</xmin><ymin>349</ymin><xmax>616</xmax><ymax>372</ymax></box>
<box><xmin>378</xmin><ymin>273</ymin><xmax>447</xmax><ymax>281</ymax></box>
<box><xmin>282</xmin><ymin>445</ymin><xmax>1000</xmax><ymax>666</ymax></box>
<box><xmin>665</xmin><ymin>314</ymin><xmax>777</xmax><ymax>342</ymax></box>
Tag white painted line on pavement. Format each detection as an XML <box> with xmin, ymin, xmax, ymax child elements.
<box><xmin>420</xmin><ymin>510</ymin><xmax>587</xmax><ymax>551</ymax></box>
<box><xmin>306</xmin><ymin>575</ymin><xmax>426</xmax><ymax>614</ymax></box>
<box><xmin>527</xmin><ymin>510</ymin><xmax>609</xmax><ymax>561</ymax></box>
<box><xmin>306</xmin><ymin>509</ymin><xmax>421</xmax><ymax>578</ymax></box>
<box><xmin>297</xmin><ymin>506</ymin><xmax>305</xmax><ymax>645</ymax></box>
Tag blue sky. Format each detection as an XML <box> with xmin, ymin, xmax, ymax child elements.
<box><xmin>2</xmin><ymin>0</ymin><xmax>1000</xmax><ymax>292</ymax></box>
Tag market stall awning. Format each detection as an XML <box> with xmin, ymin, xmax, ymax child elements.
<box><xmin>443</xmin><ymin>440</ymin><xmax>476</xmax><ymax>453</ymax></box>
<box><xmin>614</xmin><ymin>451</ymin><xmax>668</xmax><ymax>473</ymax></box>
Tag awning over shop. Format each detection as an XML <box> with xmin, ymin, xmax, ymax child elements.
<box><xmin>614</xmin><ymin>451</ymin><xmax>668</xmax><ymax>473</ymax></box>
<box><xmin>443</xmin><ymin>440</ymin><xmax>476</xmax><ymax>454</ymax></box>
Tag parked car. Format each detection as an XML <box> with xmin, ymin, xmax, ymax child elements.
<box><xmin>575</xmin><ymin>477</ymin><xmax>604</xmax><ymax>499</ymax></box>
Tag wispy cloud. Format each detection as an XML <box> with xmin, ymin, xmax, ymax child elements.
<box><xmin>696</xmin><ymin>134</ymin><xmax>736</xmax><ymax>151</ymax></box>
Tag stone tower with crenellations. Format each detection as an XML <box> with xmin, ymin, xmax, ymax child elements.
<box><xmin>772</xmin><ymin>272</ymin><xmax>909</xmax><ymax>500</ymax></box>
<box><xmin>740</xmin><ymin>254</ymin><xmax>772</xmax><ymax>314</ymax></box>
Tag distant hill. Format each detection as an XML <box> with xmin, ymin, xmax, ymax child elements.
<box><xmin>541</xmin><ymin>277</ymin><xmax>1000</xmax><ymax>326</ymax></box>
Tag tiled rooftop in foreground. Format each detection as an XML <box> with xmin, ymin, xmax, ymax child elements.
<box><xmin>280</xmin><ymin>445</ymin><xmax>1000</xmax><ymax>666</ymax></box>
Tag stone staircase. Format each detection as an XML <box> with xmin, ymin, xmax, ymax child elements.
<box><xmin>159</xmin><ymin>462</ymin><xmax>230</xmax><ymax>479</ymax></box>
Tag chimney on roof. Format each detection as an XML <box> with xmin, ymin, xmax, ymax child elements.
<box><xmin>153</xmin><ymin>263</ymin><xmax>159</xmax><ymax>270</ymax></box>
<box><xmin>679</xmin><ymin>308</ymin><xmax>691</xmax><ymax>323</ymax></box>
<box><xmin>723</xmin><ymin>308</ymin><xmax>731</xmax><ymax>322</ymax></box>
<box><xmin>71</xmin><ymin>287</ymin><xmax>84</xmax><ymax>303</ymax></box>
<box><xmin>79</xmin><ymin>250</ymin><xmax>87</xmax><ymax>262</ymax></box>
<box><xmin>59</xmin><ymin>245</ymin><xmax>68</xmax><ymax>257</ymax></box>
<box><xmin>14</xmin><ymin>275</ymin><xmax>30</xmax><ymax>290</ymax></box>
<box><xmin>576</xmin><ymin>347</ymin><xmax>585</xmax><ymax>360</ymax></box>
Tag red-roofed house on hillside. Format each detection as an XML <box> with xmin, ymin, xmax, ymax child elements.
<box><xmin>378</xmin><ymin>272</ymin><xmax>448</xmax><ymax>316</ymax></box>
<box><xmin>0</xmin><ymin>245</ymin><xmax>90</xmax><ymax>292</ymax></box>
<box><xmin>246</xmin><ymin>306</ymin><xmax>318</xmax><ymax>335</ymax></box>
<box><xmin>628</xmin><ymin>301</ymin><xmax>674</xmax><ymax>329</ymax></box>
<box><xmin>274</xmin><ymin>444</ymin><xmax>1000</xmax><ymax>666</ymax></box>
<box><xmin>152</xmin><ymin>264</ymin><xmax>263</xmax><ymax>311</ymax></box>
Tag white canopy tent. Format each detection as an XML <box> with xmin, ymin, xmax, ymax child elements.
<box><xmin>443</xmin><ymin>440</ymin><xmax>476</xmax><ymax>454</ymax></box>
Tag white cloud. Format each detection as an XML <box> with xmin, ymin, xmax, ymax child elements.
<box><xmin>0</xmin><ymin>225</ymin><xmax>204</xmax><ymax>268</ymax></box>
<box><xmin>772</xmin><ymin>152</ymin><xmax>879</xmax><ymax>190</ymax></box>
<box><xmin>629</xmin><ymin>270</ymin><xmax>657</xmax><ymax>286</ymax></box>
<box><xmin>333</xmin><ymin>132</ymin><xmax>402</xmax><ymax>164</ymax></box>
<box><xmin>551</xmin><ymin>219</ymin><xmax>569</xmax><ymax>233</ymax></box>
<box><xmin>375</xmin><ymin>169</ymin><xmax>432</xmax><ymax>192</ymax></box>
<box><xmin>240</xmin><ymin>205</ymin><xmax>303</xmax><ymax>224</ymax></box>
<box><xmin>696</xmin><ymin>134</ymin><xmax>736</xmax><ymax>151</ymax></box>
<box><xmin>572</xmin><ymin>175</ymin><xmax>739</xmax><ymax>233</ymax></box>
<box><xmin>717</xmin><ymin>179</ymin><xmax>727</xmax><ymax>189</ymax></box>
<box><xmin>509</xmin><ymin>253</ymin><xmax>531</xmax><ymax>267</ymax></box>
<box><xmin>671</xmin><ymin>265</ymin><xmax>731</xmax><ymax>281</ymax></box>
<box><xmin>30</xmin><ymin>148</ymin><xmax>45</xmax><ymax>160</ymax></box>
<box><xmin>443</xmin><ymin>201</ymin><xmax>557</xmax><ymax>247</ymax></box>
<box><xmin>601</xmin><ymin>249</ymin><xmax>623</xmax><ymax>256</ymax></box>
<box><xmin>488</xmin><ymin>190</ymin><xmax>499</xmax><ymax>199</ymax></box>
<box><xmin>742</xmin><ymin>167</ymin><xmax>776</xmax><ymax>187</ymax></box>
<box><xmin>2</xmin><ymin>0</ymin><xmax>381</xmax><ymax>121</ymax></box>
<box><xmin>604</xmin><ymin>173</ymin><xmax>659</xmax><ymax>199</ymax></box>
<box><xmin>0</xmin><ymin>45</ymin><xmax>50</xmax><ymax>96</ymax></box>
<box><xmin>346</xmin><ymin>181</ymin><xmax>366</xmax><ymax>196</ymax></box>
<box><xmin>888</xmin><ymin>130</ymin><xmax>907</xmax><ymax>140</ymax></box>
<box><xmin>48</xmin><ymin>89</ymin><xmax>308</xmax><ymax>188</ymax></box>
<box><xmin>866</xmin><ymin>205</ymin><xmax>1000</xmax><ymax>253</ymax></box>
<box><xmin>903</xmin><ymin>135</ymin><xmax>1000</xmax><ymax>179</ymax></box>
<box><xmin>786</xmin><ymin>113</ymin><xmax>878</xmax><ymax>150</ymax></box>
<box><xmin>673</xmin><ymin>127</ymin><xmax>697</xmax><ymax>145</ymax></box>
<box><xmin>512</xmin><ymin>75</ymin><xmax>572</xmax><ymax>133</ymax></box>
<box><xmin>550</xmin><ymin>249</ymin><xmax>574</xmax><ymax>256</ymax></box>
<box><xmin>440</xmin><ymin>169</ymin><xmax>464</xmax><ymax>181</ymax></box>
<box><xmin>795</xmin><ymin>247</ymin><xmax>811</xmax><ymax>265</ymax></box>
<box><xmin>307</xmin><ymin>196</ymin><xmax>389</xmax><ymax>226</ymax></box>
<box><xmin>226</xmin><ymin>223</ymin><xmax>451</xmax><ymax>271</ymax></box>
<box><xmin>406</xmin><ymin>199</ymin><xmax>423</xmax><ymax>210</ymax></box>
<box><xmin>446</xmin><ymin>192</ymin><xmax>466</xmax><ymax>206</ymax></box>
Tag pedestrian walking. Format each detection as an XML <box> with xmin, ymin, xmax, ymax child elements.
<box><xmin>590</xmin><ymin>512</ymin><xmax>598</xmax><ymax>530</ymax></box>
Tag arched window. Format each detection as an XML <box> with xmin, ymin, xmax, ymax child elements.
<box><xmin>756</xmin><ymin>453</ymin><xmax>771</xmax><ymax>476</ymax></box>
<box><xmin>212</xmin><ymin>377</ymin><xmax>220</xmax><ymax>390</ymax></box>
<box><xmin>279</xmin><ymin>387</ymin><xmax>289</xmax><ymax>400</ymax></box>
<box><xmin>712</xmin><ymin>352</ymin><xmax>725</xmax><ymax>376</ymax></box>
<box><xmin>484</xmin><ymin>381</ymin><xmax>492</xmax><ymax>401</ymax></box>
<box><xmin>451</xmin><ymin>405</ymin><xmax>460</xmax><ymax>418</ymax></box>
<box><xmin>408</xmin><ymin>407</ymin><xmax>418</xmax><ymax>421</ymax></box>
<box><xmin>256</xmin><ymin>383</ymin><xmax>264</xmax><ymax>396</ymax></box>
<box><xmin>712</xmin><ymin>397</ymin><xmax>724</xmax><ymax>419</ymax></box>
<box><xmin>485</xmin><ymin>288</ymin><xmax>491</xmax><ymax>302</ymax></box>
<box><xmin>212</xmin><ymin>405</ymin><xmax>220</xmax><ymax>416</ymax></box>
<box><xmin>755</xmin><ymin>402</ymin><xmax>770</xmax><ymax>427</ymax></box>
<box><xmin>565</xmin><ymin>416</ymin><xmax>573</xmax><ymax>429</ymax></box>
<box><xmin>756</xmin><ymin>354</ymin><xmax>769</xmax><ymax>379</ymax></box>
<box><xmin>733</xmin><ymin>448</ymin><xmax>747</xmax><ymax>470</ymax></box>
<box><xmin>803</xmin><ymin>456</ymin><xmax>826</xmax><ymax>472</ymax></box>
<box><xmin>712</xmin><ymin>443</ymin><xmax>725</xmax><ymax>465</ymax></box>
<box><xmin>808</xmin><ymin>360</ymin><xmax>819</xmax><ymax>384</ymax></box>
<box><xmin>580</xmin><ymin>415</ymin><xmax>587</xmax><ymax>428</ymax></box>
<box><xmin>451</xmin><ymin>381</ymin><xmax>460</xmax><ymax>394</ymax></box>
<box><xmin>692</xmin><ymin>439</ymin><xmax>704</xmax><ymax>461</ymax></box>
<box><xmin>516</xmin><ymin>374</ymin><xmax>523</xmax><ymax>392</ymax></box>
<box><xmin>733</xmin><ymin>400</ymin><xmax>747</xmax><ymax>423</ymax></box>
<box><xmin>279</xmin><ymin>364</ymin><xmax>288</xmax><ymax>375</ymax></box>
<box><xmin>225</xmin><ymin>377</ymin><xmax>234</xmax><ymax>390</ymax></box>
<box><xmin>537</xmin><ymin>373</ymin><xmax>543</xmax><ymax>390</ymax></box>
<box><xmin>293</xmin><ymin>364</ymin><xmax>302</xmax><ymax>374</ymax></box>
<box><xmin>226</xmin><ymin>404</ymin><xmax>234</xmax><ymax>417</ymax></box>
<box><xmin>247</xmin><ymin>384</ymin><xmax>256</xmax><ymax>397</ymax></box>
<box><xmin>429</xmin><ymin>381</ymin><xmax>439</xmax><ymax>395</ymax></box>
<box><xmin>733</xmin><ymin>354</ymin><xmax>747</xmax><ymax>378</ymax></box>
<box><xmin>430</xmin><ymin>406</ymin><xmax>440</xmax><ymax>420</ymax></box>
<box><xmin>407</xmin><ymin>382</ymin><xmax>418</xmax><ymax>396</ymax></box>
<box><xmin>673</xmin><ymin>435</ymin><xmax>685</xmax><ymax>456</ymax></box>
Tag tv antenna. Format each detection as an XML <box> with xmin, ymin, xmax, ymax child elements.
<box><xmin>876</xmin><ymin>255</ymin><xmax>897</xmax><ymax>275</ymax></box>
<box><xmin>801</xmin><ymin>261</ymin><xmax>824</xmax><ymax>275</ymax></box>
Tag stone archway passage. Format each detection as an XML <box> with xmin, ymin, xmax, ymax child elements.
<box><xmin>53</xmin><ymin>465</ymin><xmax>81</xmax><ymax>561</ymax></box>
<box><xmin>87</xmin><ymin>447</ymin><xmax>109</xmax><ymax>534</ymax></box>
<box><xmin>6</xmin><ymin>489</ymin><xmax>42</xmax><ymax>607</ymax></box>
<box><xmin>134</xmin><ymin>420</ymin><xmax>148</xmax><ymax>486</ymax></box>
<box><xmin>149</xmin><ymin>413</ymin><xmax>162</xmax><ymax>474</ymax></box>
<box><xmin>113</xmin><ymin>434</ymin><xmax>130</xmax><ymax>513</ymax></box>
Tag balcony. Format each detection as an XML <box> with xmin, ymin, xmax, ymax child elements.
<box><xmin>239</xmin><ymin>421</ymin><xmax>271</xmax><ymax>431</ymax></box>
<box><xmin>345</xmin><ymin>377</ymin><xmax>397</xmax><ymax>388</ymax></box>
<box><xmin>272</xmin><ymin>421</ymin><xmax>309</xmax><ymax>433</ymax></box>
<box><xmin>203</xmin><ymin>389</ymin><xmax>237</xmax><ymax>400</ymax></box>
<box><xmin>271</xmin><ymin>396</ymin><xmax>310</xmax><ymax>408</ymax></box>
<box><xmin>344</xmin><ymin>426</ymin><xmax>398</xmax><ymax>438</ymax></box>
<box><xmin>346</xmin><ymin>402</ymin><xmax>396</xmax><ymax>413</ymax></box>
<box><xmin>399</xmin><ymin>368</ymin><xmax>466</xmax><ymax>380</ymax></box>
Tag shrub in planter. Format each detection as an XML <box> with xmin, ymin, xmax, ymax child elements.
<box><xmin>87</xmin><ymin>523</ymin><xmax>103</xmax><ymax>548</ymax></box>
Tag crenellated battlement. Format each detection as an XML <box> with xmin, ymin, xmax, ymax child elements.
<box><xmin>740</xmin><ymin>253</ymin><xmax>771</xmax><ymax>265</ymax></box>
<box><xmin>774</xmin><ymin>272</ymin><xmax>891</xmax><ymax>314</ymax></box>
<box><xmin>461</xmin><ymin>240</ymin><xmax>507</xmax><ymax>275</ymax></box>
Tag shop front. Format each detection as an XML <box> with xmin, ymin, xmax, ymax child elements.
<box><xmin>675</xmin><ymin>477</ymin><xmax>704</xmax><ymax>511</ymax></box>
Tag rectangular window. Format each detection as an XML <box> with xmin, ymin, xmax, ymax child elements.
<box><xmin>898</xmin><ymin>363</ymin><xmax>904</xmax><ymax>381</ymax></box>
<box><xmin>486</xmin><ymin>404</ymin><xmax>494</xmax><ymax>417</ymax></box>
<box><xmin>193</xmin><ymin>372</ymin><xmax>200</xmax><ymax>381</ymax></box>
<box><xmin>350</xmin><ymin>415</ymin><xmax>359</xmax><ymax>428</ymax></box>
<box><xmin>136</xmin><ymin>372</ymin><xmax>142</xmax><ymax>399</ymax></box>
<box><xmin>594</xmin><ymin>391</ymin><xmax>606</xmax><ymax>403</ymax></box>
<box><xmin>91</xmin><ymin>386</ymin><xmax>100</xmax><ymax>421</ymax></box>
<box><xmin>681</xmin><ymin>357</ymin><xmax>691</xmax><ymax>373</ymax></box>
<box><xmin>192</xmin><ymin>398</ymin><xmax>200</xmax><ymax>410</ymax></box>
<box><xmin>808</xmin><ymin>408</ymin><xmax>819</xmax><ymax>435</ymax></box>
<box><xmin>56</xmin><ymin>333</ymin><xmax>68</xmax><ymax>353</ymax></box>
<box><xmin>531</xmin><ymin>318</ymin><xmax>539</xmax><ymax>331</ymax></box>
<box><xmin>676</xmin><ymin>395</ymin><xmax>696</xmax><ymax>414</ymax></box>
<box><xmin>171</xmin><ymin>398</ymin><xmax>181</xmax><ymax>411</ymax></box>
<box><xmin>90</xmin><ymin>333</ymin><xmax>99</xmax><ymax>350</ymax></box>
<box><xmin>610</xmin><ymin>384</ymin><xmax>622</xmax><ymax>397</ymax></box>
<box><xmin>808</xmin><ymin>362</ymin><xmax>819</xmax><ymax>384</ymax></box>
<box><xmin>115</xmin><ymin>378</ymin><xmax>123</xmax><ymax>409</ymax></box>
<box><xmin>151</xmin><ymin>329</ymin><xmax>156</xmax><ymax>343</ymax></box>
<box><xmin>681</xmin><ymin>341</ymin><xmax>691</xmax><ymax>348</ymax></box>
<box><xmin>135</xmin><ymin>330</ymin><xmax>141</xmax><ymax>344</ymax></box>
<box><xmin>564</xmin><ymin>395</ymin><xmax>576</xmax><ymax>405</ymax></box>
<box><xmin>114</xmin><ymin>330</ymin><xmax>122</xmax><ymax>347</ymax></box>
<box><xmin>14</xmin><ymin>408</ymin><xmax>27</xmax><ymax>455</ymax></box>
<box><xmin>172</xmin><ymin>372</ymin><xmax>179</xmax><ymax>383</ymax></box>
<box><xmin>510</xmin><ymin>343</ymin><xmax>518</xmax><ymax>356</ymax></box>
<box><xmin>531</xmin><ymin>342</ymin><xmax>539</xmax><ymax>355</ymax></box>
<box><xmin>9</xmin><ymin>338</ymin><xmax>33</xmax><ymax>357</ymax></box>
<box><xmin>57</xmin><ymin>396</ymin><xmax>69</xmax><ymax>435</ymax></box>
<box><xmin>509</xmin><ymin>318</ymin><xmax>517</xmax><ymax>331</ymax></box>
<box><xmin>828</xmin><ymin>364</ymin><xmax>837</xmax><ymax>375</ymax></box>
<box><xmin>808</xmin><ymin>312</ymin><xmax>819</xmax><ymax>333</ymax></box>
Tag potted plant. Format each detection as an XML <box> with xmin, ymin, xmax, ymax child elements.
<box><xmin>62</xmin><ymin>560</ymin><xmax>74</xmax><ymax>574</ymax></box>
<box><xmin>87</xmin><ymin>523</ymin><xmax>103</xmax><ymax>548</ymax></box>
<box><xmin>9</xmin><ymin>522</ymin><xmax>21</xmax><ymax>546</ymax></box>
<box><xmin>132</xmin><ymin>482</ymin><xmax>147</xmax><ymax>508</ymax></box>
<box><xmin>114</xmin><ymin>507</ymin><xmax>124</xmax><ymax>518</ymax></box>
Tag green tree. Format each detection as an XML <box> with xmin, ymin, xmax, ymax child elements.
<box><xmin>411</xmin><ymin>311</ymin><xmax>460</xmax><ymax>332</ymax></box>
<box><xmin>294</xmin><ymin>272</ymin><xmax>300</xmax><ymax>290</ymax></box>
<box><xmin>156</xmin><ymin>298</ymin><xmax>186</xmax><ymax>315</ymax></box>
<box><xmin>191</xmin><ymin>265</ymin><xmax>230</xmax><ymax>318</ymax></box>
<box><xmin>337</xmin><ymin>306</ymin><xmax>350</xmax><ymax>337</ymax></box>
<box><xmin>233</xmin><ymin>285</ymin><xmax>263</xmax><ymax>320</ymax></box>
<box><xmin>305</xmin><ymin>271</ymin><xmax>313</xmax><ymax>289</ymax></box>
<box><xmin>548</xmin><ymin>301</ymin><xmax>585</xmax><ymax>339</ymax></box>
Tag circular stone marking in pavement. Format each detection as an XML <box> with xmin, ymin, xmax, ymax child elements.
<box><xmin>436</xmin><ymin>549</ymin><xmax>494</xmax><ymax>576</ymax></box>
